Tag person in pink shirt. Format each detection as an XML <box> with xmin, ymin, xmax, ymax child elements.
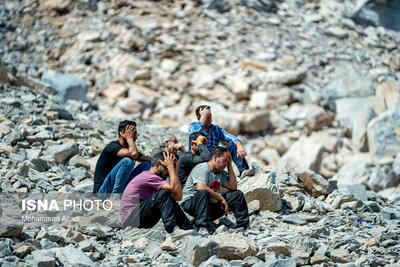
<box><xmin>120</xmin><ymin>151</ymin><xmax>193</xmax><ymax>241</ymax></box>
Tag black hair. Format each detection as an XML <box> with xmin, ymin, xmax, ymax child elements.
<box><xmin>151</xmin><ymin>152</ymin><xmax>165</xmax><ymax>167</ymax></box>
<box><xmin>195</xmin><ymin>105</ymin><xmax>210</xmax><ymax>119</ymax></box>
<box><xmin>210</xmin><ymin>146</ymin><xmax>228</xmax><ymax>159</ymax></box>
<box><xmin>189</xmin><ymin>132</ymin><xmax>206</xmax><ymax>143</ymax></box>
<box><xmin>118</xmin><ymin>120</ymin><xmax>136</xmax><ymax>137</ymax></box>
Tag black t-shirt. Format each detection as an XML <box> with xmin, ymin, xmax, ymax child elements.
<box><xmin>177</xmin><ymin>144</ymin><xmax>210</xmax><ymax>186</ymax></box>
<box><xmin>93</xmin><ymin>140</ymin><xmax>123</xmax><ymax>193</ymax></box>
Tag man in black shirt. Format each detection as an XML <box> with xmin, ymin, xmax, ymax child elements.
<box><xmin>93</xmin><ymin>120</ymin><xmax>152</xmax><ymax>194</ymax></box>
<box><xmin>177</xmin><ymin>132</ymin><xmax>210</xmax><ymax>186</ymax></box>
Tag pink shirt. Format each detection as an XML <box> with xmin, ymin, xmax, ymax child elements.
<box><xmin>120</xmin><ymin>171</ymin><xmax>166</xmax><ymax>224</ymax></box>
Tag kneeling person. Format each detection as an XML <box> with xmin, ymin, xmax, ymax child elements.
<box><xmin>120</xmin><ymin>152</ymin><xmax>193</xmax><ymax>241</ymax></box>
<box><xmin>181</xmin><ymin>147</ymin><xmax>249</xmax><ymax>233</ymax></box>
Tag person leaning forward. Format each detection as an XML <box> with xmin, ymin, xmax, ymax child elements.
<box><xmin>177</xmin><ymin>131</ymin><xmax>210</xmax><ymax>187</ymax></box>
<box><xmin>120</xmin><ymin>151</ymin><xmax>194</xmax><ymax>242</ymax></box>
<box><xmin>180</xmin><ymin>147</ymin><xmax>249</xmax><ymax>234</ymax></box>
<box><xmin>93</xmin><ymin>120</ymin><xmax>152</xmax><ymax>195</ymax></box>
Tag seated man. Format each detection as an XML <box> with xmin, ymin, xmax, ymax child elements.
<box><xmin>178</xmin><ymin>132</ymin><xmax>210</xmax><ymax>186</ymax></box>
<box><xmin>188</xmin><ymin>105</ymin><xmax>253</xmax><ymax>178</ymax></box>
<box><xmin>93</xmin><ymin>120</ymin><xmax>152</xmax><ymax>194</ymax></box>
<box><xmin>181</xmin><ymin>147</ymin><xmax>249</xmax><ymax>234</ymax></box>
<box><xmin>120</xmin><ymin>152</ymin><xmax>193</xmax><ymax>241</ymax></box>
<box><xmin>151</xmin><ymin>133</ymin><xmax>185</xmax><ymax>158</ymax></box>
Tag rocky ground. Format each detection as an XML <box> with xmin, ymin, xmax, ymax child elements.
<box><xmin>1</xmin><ymin>0</ymin><xmax>400</xmax><ymax>266</ymax></box>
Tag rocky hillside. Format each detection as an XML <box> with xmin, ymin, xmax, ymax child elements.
<box><xmin>1</xmin><ymin>0</ymin><xmax>400</xmax><ymax>266</ymax></box>
<box><xmin>0</xmin><ymin>77</ymin><xmax>399</xmax><ymax>265</ymax></box>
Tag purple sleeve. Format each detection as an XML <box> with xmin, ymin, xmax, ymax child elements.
<box><xmin>147</xmin><ymin>174</ymin><xmax>167</xmax><ymax>190</ymax></box>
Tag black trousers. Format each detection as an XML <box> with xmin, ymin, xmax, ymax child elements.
<box><xmin>181</xmin><ymin>189</ymin><xmax>249</xmax><ymax>229</ymax></box>
<box><xmin>123</xmin><ymin>190</ymin><xmax>192</xmax><ymax>233</ymax></box>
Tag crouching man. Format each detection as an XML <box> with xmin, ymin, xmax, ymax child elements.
<box><xmin>181</xmin><ymin>147</ymin><xmax>249</xmax><ymax>234</ymax></box>
<box><xmin>120</xmin><ymin>152</ymin><xmax>193</xmax><ymax>241</ymax></box>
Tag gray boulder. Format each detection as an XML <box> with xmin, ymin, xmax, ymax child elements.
<box><xmin>238</xmin><ymin>171</ymin><xmax>282</xmax><ymax>211</ymax></box>
<box><xmin>348</xmin><ymin>0</ymin><xmax>400</xmax><ymax>31</ymax></box>
<box><xmin>181</xmin><ymin>236</ymin><xmax>219</xmax><ymax>267</ymax></box>
<box><xmin>41</xmin><ymin>70</ymin><xmax>88</xmax><ymax>103</ymax></box>
<box><xmin>367</xmin><ymin>103</ymin><xmax>400</xmax><ymax>162</ymax></box>
<box><xmin>323</xmin><ymin>65</ymin><xmax>373</xmax><ymax>109</ymax></box>
<box><xmin>210</xmin><ymin>233</ymin><xmax>258</xmax><ymax>260</ymax></box>
<box><xmin>43</xmin><ymin>142</ymin><xmax>79</xmax><ymax>164</ymax></box>
<box><xmin>52</xmin><ymin>246</ymin><xmax>93</xmax><ymax>267</ymax></box>
<box><xmin>368</xmin><ymin>164</ymin><xmax>399</xmax><ymax>191</ymax></box>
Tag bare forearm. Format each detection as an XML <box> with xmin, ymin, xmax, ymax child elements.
<box><xmin>168</xmin><ymin>167</ymin><xmax>182</xmax><ymax>200</ymax></box>
<box><xmin>226</xmin><ymin>165</ymin><xmax>237</xmax><ymax>190</ymax></box>
<box><xmin>138</xmin><ymin>155</ymin><xmax>152</xmax><ymax>162</ymax></box>
<box><xmin>127</xmin><ymin>138</ymin><xmax>139</xmax><ymax>159</ymax></box>
<box><xmin>197</xmin><ymin>184</ymin><xmax>224</xmax><ymax>201</ymax></box>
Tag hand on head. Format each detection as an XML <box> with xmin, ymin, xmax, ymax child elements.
<box><xmin>124</xmin><ymin>124</ymin><xmax>136</xmax><ymax>140</ymax></box>
<box><xmin>196</xmin><ymin>135</ymin><xmax>208</xmax><ymax>146</ymax></box>
<box><xmin>161</xmin><ymin>151</ymin><xmax>177</xmax><ymax>170</ymax></box>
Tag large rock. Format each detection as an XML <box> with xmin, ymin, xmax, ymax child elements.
<box><xmin>368</xmin><ymin>164</ymin><xmax>399</xmax><ymax>191</ymax></box>
<box><xmin>224</xmin><ymin>74</ymin><xmax>250</xmax><ymax>101</ymax></box>
<box><xmin>279</xmin><ymin>135</ymin><xmax>325</xmax><ymax>173</ymax></box>
<box><xmin>181</xmin><ymin>236</ymin><xmax>219</xmax><ymax>267</ymax></box>
<box><xmin>39</xmin><ymin>0</ymin><xmax>71</xmax><ymax>12</ymax></box>
<box><xmin>236</xmin><ymin>110</ymin><xmax>271</xmax><ymax>133</ymax></box>
<box><xmin>323</xmin><ymin>66</ymin><xmax>373</xmax><ymax>109</ymax></box>
<box><xmin>376</xmin><ymin>80</ymin><xmax>400</xmax><ymax>110</ymax></box>
<box><xmin>281</xmin><ymin>103</ymin><xmax>334</xmax><ymax>131</ymax></box>
<box><xmin>295</xmin><ymin>168</ymin><xmax>333</xmax><ymax>198</ymax></box>
<box><xmin>52</xmin><ymin>246</ymin><xmax>93</xmax><ymax>267</ymax></box>
<box><xmin>333</xmin><ymin>156</ymin><xmax>373</xmax><ymax>187</ymax></box>
<box><xmin>348</xmin><ymin>0</ymin><xmax>400</xmax><ymax>31</ymax></box>
<box><xmin>367</xmin><ymin>102</ymin><xmax>400</xmax><ymax>162</ymax></box>
<box><xmin>238</xmin><ymin>171</ymin><xmax>282</xmax><ymax>211</ymax></box>
<box><xmin>41</xmin><ymin>70</ymin><xmax>88</xmax><ymax>103</ymax></box>
<box><xmin>210</xmin><ymin>233</ymin><xmax>258</xmax><ymax>260</ymax></box>
<box><xmin>259</xmin><ymin>70</ymin><xmax>306</xmax><ymax>85</ymax></box>
<box><xmin>335</xmin><ymin>96</ymin><xmax>384</xmax><ymax>129</ymax></box>
<box><xmin>44</xmin><ymin>142</ymin><xmax>79</xmax><ymax>164</ymax></box>
<box><xmin>0</xmin><ymin>224</ymin><xmax>23</xmax><ymax>238</ymax></box>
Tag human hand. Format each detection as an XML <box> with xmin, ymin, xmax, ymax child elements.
<box><xmin>199</xmin><ymin>107</ymin><xmax>211</xmax><ymax>121</ymax></box>
<box><xmin>125</xmin><ymin>125</ymin><xmax>136</xmax><ymax>140</ymax></box>
<box><xmin>173</xmin><ymin>142</ymin><xmax>184</xmax><ymax>152</ymax></box>
<box><xmin>196</xmin><ymin>135</ymin><xmax>208</xmax><ymax>146</ymax></box>
<box><xmin>237</xmin><ymin>145</ymin><xmax>247</xmax><ymax>159</ymax></box>
<box><xmin>161</xmin><ymin>151</ymin><xmax>177</xmax><ymax>170</ymax></box>
<box><xmin>220</xmin><ymin>198</ymin><xmax>229</xmax><ymax>215</ymax></box>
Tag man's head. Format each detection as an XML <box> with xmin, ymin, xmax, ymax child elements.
<box><xmin>118</xmin><ymin>120</ymin><xmax>137</xmax><ymax>140</ymax></box>
<box><xmin>195</xmin><ymin>105</ymin><xmax>212</xmax><ymax>125</ymax></box>
<box><xmin>209</xmin><ymin>147</ymin><xmax>230</xmax><ymax>172</ymax></box>
<box><xmin>151</xmin><ymin>152</ymin><xmax>169</xmax><ymax>180</ymax></box>
<box><xmin>162</xmin><ymin>134</ymin><xmax>179</xmax><ymax>155</ymax></box>
<box><xmin>189</xmin><ymin>131</ymin><xmax>206</xmax><ymax>155</ymax></box>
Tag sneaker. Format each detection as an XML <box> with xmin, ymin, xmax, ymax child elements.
<box><xmin>166</xmin><ymin>228</ymin><xmax>194</xmax><ymax>242</ymax></box>
<box><xmin>240</xmin><ymin>168</ymin><xmax>255</xmax><ymax>179</ymax></box>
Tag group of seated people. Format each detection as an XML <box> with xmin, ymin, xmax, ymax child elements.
<box><xmin>93</xmin><ymin>105</ymin><xmax>254</xmax><ymax>241</ymax></box>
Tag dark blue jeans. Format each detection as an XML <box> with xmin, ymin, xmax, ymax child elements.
<box><xmin>226</xmin><ymin>143</ymin><xmax>249</xmax><ymax>175</ymax></box>
<box><xmin>98</xmin><ymin>158</ymin><xmax>151</xmax><ymax>194</ymax></box>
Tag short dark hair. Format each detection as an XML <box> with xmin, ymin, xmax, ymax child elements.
<box><xmin>195</xmin><ymin>105</ymin><xmax>210</xmax><ymax>119</ymax></box>
<box><xmin>210</xmin><ymin>147</ymin><xmax>228</xmax><ymax>159</ymax></box>
<box><xmin>118</xmin><ymin>120</ymin><xmax>136</xmax><ymax>137</ymax></box>
<box><xmin>151</xmin><ymin>152</ymin><xmax>165</xmax><ymax>167</ymax></box>
<box><xmin>189</xmin><ymin>132</ymin><xmax>206</xmax><ymax>143</ymax></box>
